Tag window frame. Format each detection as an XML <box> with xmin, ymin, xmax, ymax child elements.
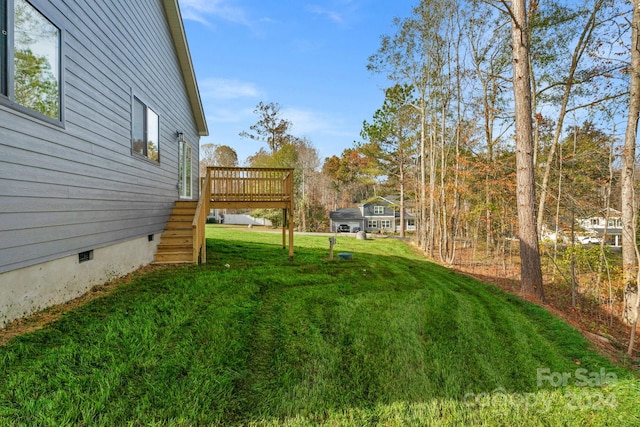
<box><xmin>0</xmin><ymin>0</ymin><xmax>7</xmax><ymax>97</ymax></box>
<box><xmin>0</xmin><ymin>0</ymin><xmax>64</xmax><ymax>124</ymax></box>
<box><xmin>131</xmin><ymin>95</ymin><xmax>160</xmax><ymax>164</ymax></box>
<box><xmin>381</xmin><ymin>219</ymin><xmax>391</xmax><ymax>229</ymax></box>
<box><xmin>179</xmin><ymin>139</ymin><xmax>192</xmax><ymax>198</ymax></box>
<box><xmin>368</xmin><ymin>219</ymin><xmax>378</xmax><ymax>228</ymax></box>
<box><xmin>374</xmin><ymin>206</ymin><xmax>384</xmax><ymax>215</ymax></box>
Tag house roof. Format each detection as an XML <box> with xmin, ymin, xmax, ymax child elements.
<box><xmin>581</xmin><ymin>207</ymin><xmax>621</xmax><ymax>219</ymax></box>
<box><xmin>329</xmin><ymin>206</ymin><xmax>414</xmax><ymax>220</ymax></box>
<box><xmin>329</xmin><ymin>208</ymin><xmax>363</xmax><ymax>221</ymax></box>
<box><xmin>378</xmin><ymin>195</ymin><xmax>400</xmax><ymax>204</ymax></box>
<box><xmin>162</xmin><ymin>0</ymin><xmax>208</xmax><ymax>136</ymax></box>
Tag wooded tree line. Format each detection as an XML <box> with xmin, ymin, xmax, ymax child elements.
<box><xmin>202</xmin><ymin>0</ymin><xmax>640</xmax><ymax>345</ymax></box>
<box><xmin>327</xmin><ymin>0</ymin><xmax>639</xmax><ymax>331</ymax></box>
<box><xmin>348</xmin><ymin>0</ymin><xmax>640</xmax><ymax>345</ymax></box>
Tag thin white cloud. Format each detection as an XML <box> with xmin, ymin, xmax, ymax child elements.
<box><xmin>200</xmin><ymin>78</ymin><xmax>263</xmax><ymax>100</ymax></box>
<box><xmin>282</xmin><ymin>107</ymin><xmax>350</xmax><ymax>137</ymax></box>
<box><xmin>179</xmin><ymin>0</ymin><xmax>251</xmax><ymax>26</ymax></box>
<box><xmin>308</xmin><ymin>5</ymin><xmax>345</xmax><ymax>24</ymax></box>
<box><xmin>207</xmin><ymin>108</ymin><xmax>244</xmax><ymax>124</ymax></box>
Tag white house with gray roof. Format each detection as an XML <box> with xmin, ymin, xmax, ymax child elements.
<box><xmin>329</xmin><ymin>196</ymin><xmax>415</xmax><ymax>234</ymax></box>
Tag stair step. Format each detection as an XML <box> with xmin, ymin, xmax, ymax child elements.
<box><xmin>174</xmin><ymin>201</ymin><xmax>198</xmax><ymax>208</ymax></box>
<box><xmin>169</xmin><ymin>213</ymin><xmax>195</xmax><ymax>221</ymax></box>
<box><xmin>157</xmin><ymin>244</ymin><xmax>192</xmax><ymax>253</ymax></box>
<box><xmin>171</xmin><ymin>208</ymin><xmax>197</xmax><ymax>215</ymax></box>
<box><xmin>151</xmin><ymin>260</ymin><xmax>193</xmax><ymax>265</ymax></box>
<box><xmin>154</xmin><ymin>251</ymin><xmax>194</xmax><ymax>263</ymax></box>
<box><xmin>162</xmin><ymin>229</ymin><xmax>193</xmax><ymax>237</ymax></box>
<box><xmin>153</xmin><ymin>200</ymin><xmax>200</xmax><ymax>265</ymax></box>
<box><xmin>165</xmin><ymin>222</ymin><xmax>192</xmax><ymax>230</ymax></box>
<box><xmin>160</xmin><ymin>235</ymin><xmax>193</xmax><ymax>245</ymax></box>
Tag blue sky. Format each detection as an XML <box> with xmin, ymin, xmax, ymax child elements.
<box><xmin>178</xmin><ymin>0</ymin><xmax>416</xmax><ymax>165</ymax></box>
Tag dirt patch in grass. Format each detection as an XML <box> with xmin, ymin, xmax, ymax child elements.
<box><xmin>0</xmin><ymin>264</ymin><xmax>176</xmax><ymax>347</ymax></box>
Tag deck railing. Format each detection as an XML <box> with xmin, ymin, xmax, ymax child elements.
<box><xmin>207</xmin><ymin>167</ymin><xmax>294</xmax><ymax>208</ymax></box>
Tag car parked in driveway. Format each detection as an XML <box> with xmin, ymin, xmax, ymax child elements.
<box><xmin>577</xmin><ymin>235</ymin><xmax>602</xmax><ymax>244</ymax></box>
<box><xmin>337</xmin><ymin>224</ymin><xmax>350</xmax><ymax>233</ymax></box>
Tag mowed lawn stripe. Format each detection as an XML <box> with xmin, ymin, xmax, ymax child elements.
<box><xmin>0</xmin><ymin>226</ymin><xmax>637</xmax><ymax>426</ymax></box>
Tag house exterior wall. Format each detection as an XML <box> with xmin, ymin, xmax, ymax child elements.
<box><xmin>0</xmin><ymin>0</ymin><xmax>203</xmax><ymax>324</ymax></box>
<box><xmin>0</xmin><ymin>235</ymin><xmax>159</xmax><ymax>328</ymax></box>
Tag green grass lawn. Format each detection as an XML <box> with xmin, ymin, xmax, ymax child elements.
<box><xmin>0</xmin><ymin>226</ymin><xmax>638</xmax><ymax>426</ymax></box>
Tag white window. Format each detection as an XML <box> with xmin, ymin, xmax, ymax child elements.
<box><xmin>374</xmin><ymin>206</ymin><xmax>384</xmax><ymax>215</ymax></box>
<box><xmin>132</xmin><ymin>97</ymin><xmax>159</xmax><ymax>162</ymax></box>
<box><xmin>368</xmin><ymin>219</ymin><xmax>377</xmax><ymax>228</ymax></box>
<box><xmin>381</xmin><ymin>219</ymin><xmax>391</xmax><ymax>228</ymax></box>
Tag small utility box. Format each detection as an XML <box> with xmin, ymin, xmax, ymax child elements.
<box><xmin>329</xmin><ymin>237</ymin><xmax>336</xmax><ymax>260</ymax></box>
<box><xmin>338</xmin><ymin>252</ymin><xmax>353</xmax><ymax>261</ymax></box>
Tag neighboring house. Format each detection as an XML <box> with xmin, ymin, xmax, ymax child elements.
<box><xmin>0</xmin><ymin>0</ymin><xmax>207</xmax><ymax>327</ymax></box>
<box><xmin>208</xmin><ymin>212</ymin><xmax>273</xmax><ymax>227</ymax></box>
<box><xmin>329</xmin><ymin>196</ymin><xmax>415</xmax><ymax>233</ymax></box>
<box><xmin>576</xmin><ymin>208</ymin><xmax>622</xmax><ymax>246</ymax></box>
<box><xmin>329</xmin><ymin>208</ymin><xmax>365</xmax><ymax>233</ymax></box>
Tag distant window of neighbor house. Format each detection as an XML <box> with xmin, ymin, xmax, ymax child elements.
<box><xmin>609</xmin><ymin>219</ymin><xmax>622</xmax><ymax>228</ymax></box>
<box><xmin>132</xmin><ymin>97</ymin><xmax>159</xmax><ymax>162</ymax></box>
<box><xmin>1</xmin><ymin>0</ymin><xmax>61</xmax><ymax>120</ymax></box>
<box><xmin>368</xmin><ymin>219</ymin><xmax>377</xmax><ymax>228</ymax></box>
<box><xmin>374</xmin><ymin>206</ymin><xmax>384</xmax><ymax>215</ymax></box>
<box><xmin>591</xmin><ymin>218</ymin><xmax>599</xmax><ymax>226</ymax></box>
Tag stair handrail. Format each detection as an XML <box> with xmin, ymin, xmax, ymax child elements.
<box><xmin>192</xmin><ymin>168</ymin><xmax>211</xmax><ymax>264</ymax></box>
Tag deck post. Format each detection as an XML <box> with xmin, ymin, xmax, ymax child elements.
<box><xmin>282</xmin><ymin>208</ymin><xmax>287</xmax><ymax>249</ymax></box>
<box><xmin>288</xmin><ymin>206</ymin><xmax>294</xmax><ymax>260</ymax></box>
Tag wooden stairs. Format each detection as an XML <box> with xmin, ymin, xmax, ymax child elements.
<box><xmin>153</xmin><ymin>200</ymin><xmax>198</xmax><ymax>264</ymax></box>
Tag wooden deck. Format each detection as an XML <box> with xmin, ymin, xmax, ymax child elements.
<box><xmin>208</xmin><ymin>167</ymin><xmax>294</xmax><ymax>209</ymax></box>
<box><xmin>190</xmin><ymin>167</ymin><xmax>295</xmax><ymax>263</ymax></box>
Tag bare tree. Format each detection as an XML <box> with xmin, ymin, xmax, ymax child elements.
<box><xmin>535</xmin><ymin>0</ymin><xmax>622</xmax><ymax>236</ymax></box>
<box><xmin>199</xmin><ymin>143</ymin><xmax>218</xmax><ymax>177</ymax></box>
<box><xmin>213</xmin><ymin>145</ymin><xmax>238</xmax><ymax>167</ymax></box>
<box><xmin>239</xmin><ymin>101</ymin><xmax>292</xmax><ymax>153</ymax></box>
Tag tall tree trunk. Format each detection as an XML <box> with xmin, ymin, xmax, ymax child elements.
<box><xmin>622</xmin><ymin>0</ymin><xmax>640</xmax><ymax>325</ymax></box>
<box><xmin>428</xmin><ymin>118</ymin><xmax>437</xmax><ymax>256</ymax></box>
<box><xmin>419</xmin><ymin>100</ymin><xmax>428</xmax><ymax>252</ymax></box>
<box><xmin>509</xmin><ymin>0</ymin><xmax>544</xmax><ymax>301</ymax></box>
<box><xmin>399</xmin><ymin>161</ymin><xmax>406</xmax><ymax>238</ymax></box>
